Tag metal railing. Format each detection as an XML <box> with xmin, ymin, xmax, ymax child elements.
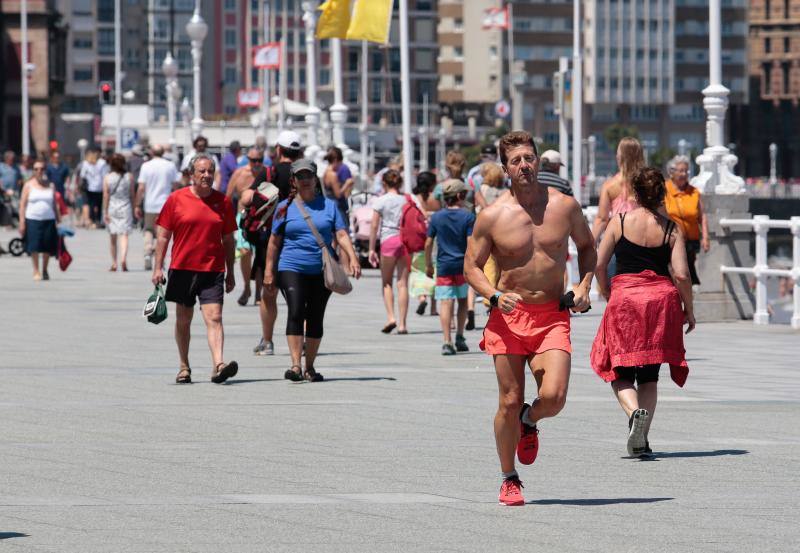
<box><xmin>719</xmin><ymin>215</ymin><xmax>800</xmax><ymax>329</ymax></box>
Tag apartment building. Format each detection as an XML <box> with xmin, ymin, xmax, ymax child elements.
<box><xmin>0</xmin><ymin>0</ymin><xmax>66</xmax><ymax>153</ymax></box>
<box><xmin>731</xmin><ymin>0</ymin><xmax>800</xmax><ymax>177</ymax></box>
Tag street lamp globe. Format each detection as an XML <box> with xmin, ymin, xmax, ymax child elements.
<box><xmin>185</xmin><ymin>12</ymin><xmax>208</xmax><ymax>42</ymax></box>
<box><xmin>162</xmin><ymin>52</ymin><xmax>178</xmax><ymax>80</ymax></box>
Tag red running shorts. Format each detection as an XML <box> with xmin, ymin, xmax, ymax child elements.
<box><xmin>480</xmin><ymin>300</ymin><xmax>572</xmax><ymax>356</ymax></box>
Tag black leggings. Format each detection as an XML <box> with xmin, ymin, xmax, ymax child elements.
<box><xmin>278</xmin><ymin>271</ymin><xmax>332</xmax><ymax>338</ymax></box>
<box><xmin>614</xmin><ymin>364</ymin><xmax>661</xmax><ymax>386</ymax></box>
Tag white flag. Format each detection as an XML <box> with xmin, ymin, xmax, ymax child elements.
<box><xmin>253</xmin><ymin>42</ymin><xmax>281</xmax><ymax>69</ymax></box>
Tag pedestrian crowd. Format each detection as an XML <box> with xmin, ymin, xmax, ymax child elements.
<box><xmin>3</xmin><ymin>132</ymin><xmax>706</xmax><ymax>506</ymax></box>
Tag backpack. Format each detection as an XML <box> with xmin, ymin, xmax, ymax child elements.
<box><xmin>399</xmin><ymin>194</ymin><xmax>428</xmax><ymax>253</ymax></box>
<box><xmin>240</xmin><ymin>167</ymin><xmax>279</xmax><ymax>244</ymax></box>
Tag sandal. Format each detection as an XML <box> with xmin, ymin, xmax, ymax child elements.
<box><xmin>381</xmin><ymin>322</ymin><xmax>397</xmax><ymax>334</ymax></box>
<box><xmin>237</xmin><ymin>290</ymin><xmax>251</xmax><ymax>306</ymax></box>
<box><xmin>416</xmin><ymin>301</ymin><xmax>428</xmax><ymax>316</ymax></box>
<box><xmin>304</xmin><ymin>367</ymin><xmax>324</xmax><ymax>382</ymax></box>
<box><xmin>284</xmin><ymin>365</ymin><xmax>304</xmax><ymax>382</ymax></box>
<box><xmin>175</xmin><ymin>366</ymin><xmax>192</xmax><ymax>384</ymax></box>
<box><xmin>211</xmin><ymin>361</ymin><xmax>238</xmax><ymax>384</ymax></box>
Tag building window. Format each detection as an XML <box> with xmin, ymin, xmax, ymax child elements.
<box><xmin>454</xmin><ymin>18</ymin><xmax>463</xmax><ymax>31</ymax></box>
<box><xmin>73</xmin><ymin>36</ymin><xmax>93</xmax><ymax>49</ymax></box>
<box><xmin>73</xmin><ymin>67</ymin><xmax>93</xmax><ymax>81</ymax></box>
<box><xmin>414</xmin><ymin>19</ymin><xmax>435</xmax><ymax>42</ymax></box>
<box><xmin>414</xmin><ymin>50</ymin><xmax>435</xmax><ymax>72</ymax></box>
<box><xmin>98</xmin><ymin>0</ymin><xmax>114</xmax><ymax>22</ymax></box>
<box><xmin>225</xmin><ymin>30</ymin><xmax>237</xmax><ymax>47</ymax></box>
<box><xmin>98</xmin><ymin>29</ymin><xmax>115</xmax><ymax>56</ymax></box>
<box><xmin>455</xmin><ymin>74</ymin><xmax>463</xmax><ymax>87</ymax></box>
<box><xmin>320</xmin><ymin>68</ymin><xmax>330</xmax><ymax>86</ymax></box>
<box><xmin>225</xmin><ymin>67</ymin><xmax>237</xmax><ymax>84</ymax></box>
<box><xmin>224</xmin><ymin>0</ymin><xmax>236</xmax><ymax>10</ymax></box>
<box><xmin>454</xmin><ymin>46</ymin><xmax>463</xmax><ymax>59</ymax></box>
<box><xmin>252</xmin><ymin>30</ymin><xmax>259</xmax><ymax>45</ymax></box>
<box><xmin>348</xmin><ymin>50</ymin><xmax>359</xmax><ymax>71</ymax></box>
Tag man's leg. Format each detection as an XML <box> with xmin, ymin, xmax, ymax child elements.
<box><xmin>526</xmin><ymin>350</ymin><xmax>571</xmax><ymax>424</ymax></box>
<box><xmin>494</xmin><ymin>354</ymin><xmax>527</xmax><ymax>473</ymax></box>
<box><xmin>175</xmin><ymin>303</ymin><xmax>193</xmax><ymax>368</ymax></box>
<box><xmin>439</xmin><ymin>299</ymin><xmax>454</xmax><ymax>344</ymax></box>
<box><xmin>199</xmin><ymin>302</ymin><xmax>224</xmax><ymax>369</ymax></box>
<box><xmin>239</xmin><ymin>249</ymin><xmax>252</xmax><ymax>297</ymax></box>
<box><xmin>455</xmin><ymin>296</ymin><xmax>468</xmax><ymax>335</ymax></box>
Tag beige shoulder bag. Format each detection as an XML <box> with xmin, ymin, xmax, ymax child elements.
<box><xmin>295</xmin><ymin>197</ymin><xmax>352</xmax><ymax>295</ymax></box>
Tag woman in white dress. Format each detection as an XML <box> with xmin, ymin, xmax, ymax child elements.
<box><xmin>102</xmin><ymin>153</ymin><xmax>135</xmax><ymax>271</ymax></box>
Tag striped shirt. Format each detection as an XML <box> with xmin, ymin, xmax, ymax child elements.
<box><xmin>537</xmin><ymin>170</ymin><xmax>573</xmax><ymax>196</ymax></box>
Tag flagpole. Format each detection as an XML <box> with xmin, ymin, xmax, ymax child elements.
<box><xmin>360</xmin><ymin>40</ymin><xmax>369</xmax><ymax>191</ymax></box>
<box><xmin>506</xmin><ymin>3</ymin><xmax>522</xmax><ymax>131</ymax></box>
<box><xmin>330</xmin><ymin>37</ymin><xmax>348</xmax><ymax>149</ymax></box>
<box><xmin>302</xmin><ymin>1</ymin><xmax>320</xmax><ymax>157</ymax></box>
<box><xmin>262</xmin><ymin>0</ymin><xmax>271</xmax><ymax>137</ymax></box>
<box><xmin>399</xmin><ymin>0</ymin><xmax>413</xmax><ymax>193</ymax></box>
<box><xmin>571</xmin><ymin>0</ymin><xmax>582</xmax><ymax>205</ymax></box>
<box><xmin>278</xmin><ymin>0</ymin><xmax>288</xmax><ymax>130</ymax></box>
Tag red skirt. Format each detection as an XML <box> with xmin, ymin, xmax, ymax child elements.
<box><xmin>590</xmin><ymin>270</ymin><xmax>689</xmax><ymax>387</ymax></box>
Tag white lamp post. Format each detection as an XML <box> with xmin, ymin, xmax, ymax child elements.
<box><xmin>302</xmin><ymin>1</ymin><xmax>320</xmax><ymax>159</ymax></box>
<box><xmin>20</xmin><ymin>0</ymin><xmax>30</xmax><ymax>156</ymax></box>
<box><xmin>162</xmin><ymin>52</ymin><xmax>179</xmax><ymax>150</ymax></box>
<box><xmin>690</xmin><ymin>0</ymin><xmax>744</xmax><ymax>195</ymax></box>
<box><xmin>186</xmin><ymin>2</ymin><xmax>208</xmax><ymax>139</ymax></box>
<box><xmin>571</xmin><ymin>0</ymin><xmax>583</xmax><ymax>205</ymax></box>
<box><xmin>329</xmin><ymin>38</ymin><xmax>349</xmax><ymax>150</ymax></box>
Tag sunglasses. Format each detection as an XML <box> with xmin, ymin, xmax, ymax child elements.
<box><xmin>248</xmin><ymin>158</ymin><xmax>263</xmax><ymax>163</ymax></box>
<box><xmin>34</xmin><ymin>166</ymin><xmax>45</xmax><ymax>171</ymax></box>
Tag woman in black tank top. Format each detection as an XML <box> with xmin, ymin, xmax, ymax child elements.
<box><xmin>590</xmin><ymin>167</ymin><xmax>696</xmax><ymax>458</ymax></box>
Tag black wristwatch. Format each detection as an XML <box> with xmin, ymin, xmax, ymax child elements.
<box><xmin>489</xmin><ymin>291</ymin><xmax>502</xmax><ymax>307</ymax></box>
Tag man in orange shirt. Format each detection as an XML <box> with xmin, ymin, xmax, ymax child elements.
<box><xmin>664</xmin><ymin>156</ymin><xmax>709</xmax><ymax>285</ymax></box>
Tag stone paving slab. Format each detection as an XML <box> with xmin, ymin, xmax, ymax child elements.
<box><xmin>0</xmin><ymin>228</ymin><xmax>798</xmax><ymax>552</ymax></box>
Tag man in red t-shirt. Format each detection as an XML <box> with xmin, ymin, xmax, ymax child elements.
<box><xmin>152</xmin><ymin>154</ymin><xmax>239</xmax><ymax>384</ymax></box>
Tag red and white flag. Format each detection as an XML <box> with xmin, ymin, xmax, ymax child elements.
<box><xmin>253</xmin><ymin>42</ymin><xmax>281</xmax><ymax>69</ymax></box>
<box><xmin>482</xmin><ymin>6</ymin><xmax>509</xmax><ymax>30</ymax></box>
<box><xmin>237</xmin><ymin>89</ymin><xmax>263</xmax><ymax>108</ymax></box>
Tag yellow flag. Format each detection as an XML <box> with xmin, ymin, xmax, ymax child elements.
<box><xmin>346</xmin><ymin>0</ymin><xmax>393</xmax><ymax>44</ymax></box>
<box><xmin>316</xmin><ymin>0</ymin><xmax>352</xmax><ymax>40</ymax></box>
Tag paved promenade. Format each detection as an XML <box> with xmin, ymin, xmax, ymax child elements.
<box><xmin>1</xmin><ymin>228</ymin><xmax>798</xmax><ymax>552</ymax></box>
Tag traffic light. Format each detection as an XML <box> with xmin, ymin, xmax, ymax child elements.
<box><xmin>99</xmin><ymin>81</ymin><xmax>113</xmax><ymax>104</ymax></box>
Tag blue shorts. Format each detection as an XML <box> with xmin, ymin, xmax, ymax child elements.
<box><xmin>435</xmin><ymin>274</ymin><xmax>468</xmax><ymax>300</ymax></box>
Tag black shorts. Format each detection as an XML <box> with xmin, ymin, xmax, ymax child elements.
<box><xmin>165</xmin><ymin>269</ymin><xmax>224</xmax><ymax>307</ymax></box>
<box><xmin>614</xmin><ymin>364</ymin><xmax>661</xmax><ymax>386</ymax></box>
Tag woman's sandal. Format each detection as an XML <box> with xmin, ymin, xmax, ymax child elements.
<box><xmin>284</xmin><ymin>365</ymin><xmax>304</xmax><ymax>382</ymax></box>
<box><xmin>175</xmin><ymin>366</ymin><xmax>192</xmax><ymax>384</ymax></box>
<box><xmin>211</xmin><ymin>361</ymin><xmax>238</xmax><ymax>384</ymax></box>
<box><xmin>304</xmin><ymin>367</ymin><xmax>324</xmax><ymax>382</ymax></box>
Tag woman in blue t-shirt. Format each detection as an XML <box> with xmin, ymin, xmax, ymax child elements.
<box><xmin>264</xmin><ymin>159</ymin><xmax>361</xmax><ymax>382</ymax></box>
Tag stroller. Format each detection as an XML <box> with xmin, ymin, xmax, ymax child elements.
<box><xmin>349</xmin><ymin>191</ymin><xmax>378</xmax><ymax>268</ymax></box>
<box><xmin>0</xmin><ymin>193</ymin><xmax>24</xmax><ymax>256</ymax></box>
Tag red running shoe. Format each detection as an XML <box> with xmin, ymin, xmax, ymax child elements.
<box><xmin>517</xmin><ymin>403</ymin><xmax>539</xmax><ymax>465</ymax></box>
<box><xmin>498</xmin><ymin>476</ymin><xmax>525</xmax><ymax>506</ymax></box>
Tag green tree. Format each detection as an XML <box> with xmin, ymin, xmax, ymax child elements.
<box><xmin>604</xmin><ymin>124</ymin><xmax>639</xmax><ymax>152</ymax></box>
<box><xmin>649</xmin><ymin>147</ymin><xmax>676</xmax><ymax>172</ymax></box>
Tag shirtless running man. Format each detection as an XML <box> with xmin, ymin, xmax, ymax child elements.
<box><xmin>464</xmin><ymin>131</ymin><xmax>596</xmax><ymax>506</ymax></box>
<box><xmin>226</xmin><ymin>147</ymin><xmax>264</xmax><ymax>306</ymax></box>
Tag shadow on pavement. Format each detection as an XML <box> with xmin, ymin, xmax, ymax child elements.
<box><xmin>529</xmin><ymin>497</ymin><xmax>673</xmax><ymax>506</ymax></box>
<box><xmin>650</xmin><ymin>449</ymin><xmax>749</xmax><ymax>459</ymax></box>
<box><xmin>319</xmin><ymin>377</ymin><xmax>397</xmax><ymax>382</ymax></box>
<box><xmin>315</xmin><ymin>352</ymin><xmax>366</xmax><ymax>356</ymax></box>
<box><xmin>0</xmin><ymin>533</ymin><xmax>28</xmax><ymax>540</ymax></box>
<box><xmin>225</xmin><ymin>378</ymin><xmax>285</xmax><ymax>384</ymax></box>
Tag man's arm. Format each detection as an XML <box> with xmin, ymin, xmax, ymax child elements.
<box><xmin>134</xmin><ymin>181</ymin><xmax>145</xmax><ymax>219</ymax></box>
<box><xmin>570</xmin><ymin>200</ymin><xmax>597</xmax><ymax>311</ymax></box>
<box><xmin>464</xmin><ymin>210</ymin><xmax>498</xmax><ymax>299</ymax></box>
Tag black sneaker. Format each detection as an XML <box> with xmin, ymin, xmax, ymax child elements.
<box><xmin>455</xmin><ymin>334</ymin><xmax>469</xmax><ymax>352</ymax></box>
<box><xmin>441</xmin><ymin>343</ymin><xmax>456</xmax><ymax>356</ymax></box>
<box><xmin>627</xmin><ymin>408</ymin><xmax>649</xmax><ymax>457</ymax></box>
<box><xmin>466</xmin><ymin>310</ymin><xmax>475</xmax><ymax>331</ymax></box>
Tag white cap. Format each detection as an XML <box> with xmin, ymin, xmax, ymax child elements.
<box><xmin>540</xmin><ymin>150</ymin><xmax>563</xmax><ymax>166</ymax></box>
<box><xmin>276</xmin><ymin>130</ymin><xmax>302</xmax><ymax>151</ymax></box>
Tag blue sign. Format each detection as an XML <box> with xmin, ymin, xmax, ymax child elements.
<box><xmin>121</xmin><ymin>128</ymin><xmax>139</xmax><ymax>150</ymax></box>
